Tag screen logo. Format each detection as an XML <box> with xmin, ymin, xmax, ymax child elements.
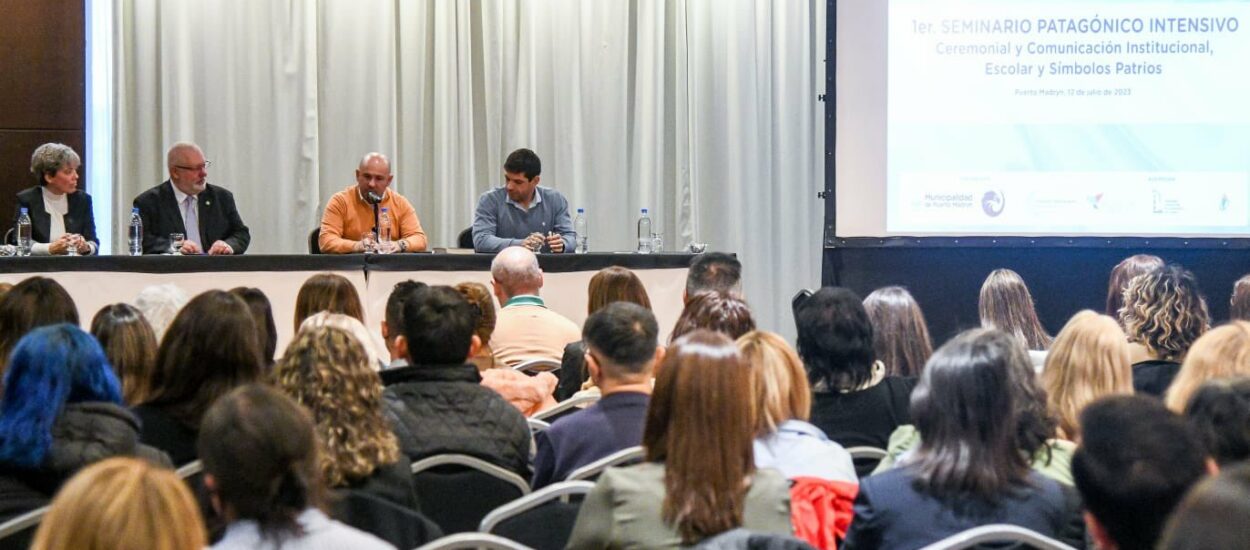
<box><xmin>981</xmin><ymin>190</ymin><xmax>1005</xmax><ymax>217</ymax></box>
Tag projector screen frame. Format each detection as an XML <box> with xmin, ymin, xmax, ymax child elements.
<box><xmin>824</xmin><ymin>0</ymin><xmax>1250</xmax><ymax>251</ymax></box>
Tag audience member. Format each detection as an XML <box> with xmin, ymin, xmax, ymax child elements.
<box><xmin>382</xmin><ymin>280</ymin><xmax>427</xmax><ymax>368</ymax></box>
<box><xmin>842</xmin><ymin>329</ymin><xmax>1082</xmax><ymax>549</ymax></box>
<box><xmin>199</xmin><ymin>385</ymin><xmax>394</xmax><ymax>549</ymax></box>
<box><xmin>1232</xmin><ymin>274</ymin><xmax>1250</xmax><ymax>321</ymax></box>
<box><xmin>489</xmin><ymin>246</ymin><xmax>580</xmax><ymax>365</ymax></box>
<box><xmin>1121</xmin><ymin>264</ymin><xmax>1210</xmax><ymax>396</ymax></box>
<box><xmin>0</xmin><ymin>276</ymin><xmax>78</xmax><ymax>375</ymax></box>
<box><xmin>863</xmin><ymin>286</ymin><xmax>933</xmax><ymax>378</ymax></box>
<box><xmin>0</xmin><ymin>325</ymin><xmax>166</xmax><ymax>513</ymax></box>
<box><xmin>1158</xmin><ymin>463</ymin><xmax>1250</xmax><ymax>550</ymax></box>
<box><xmin>229</xmin><ymin>287</ymin><xmax>277</xmax><ymax>365</ymax></box>
<box><xmin>381</xmin><ymin>286</ymin><xmax>530</xmax><ymax>476</ymax></box>
<box><xmin>274</xmin><ymin>327</ymin><xmax>417</xmax><ymax>510</ymax></box>
<box><xmin>90</xmin><ymin>303</ymin><xmax>159</xmax><ymax>405</ymax></box>
<box><xmin>684</xmin><ymin>252</ymin><xmax>742</xmax><ymax>301</ymax></box>
<box><xmin>739</xmin><ymin>330</ymin><xmax>855</xmax><ymax>483</ymax></box>
<box><xmin>1072</xmin><ymin>395</ymin><xmax>1212</xmax><ymax>550</ymax></box>
<box><xmin>1105</xmin><ymin>254</ymin><xmax>1165</xmax><ymax>321</ymax></box>
<box><xmin>134</xmin><ymin>290</ymin><xmax>264</xmax><ymax>465</ymax></box>
<box><xmin>979</xmin><ymin>269</ymin><xmax>1052</xmax><ymax>369</ymax></box>
<box><xmin>795</xmin><ymin>287</ymin><xmax>914</xmax><ymax>449</ymax></box>
<box><xmin>299</xmin><ymin>312</ymin><xmax>384</xmax><ymax>371</ymax></box>
<box><xmin>669</xmin><ymin>290</ymin><xmax>756</xmax><ymax>343</ymax></box>
<box><xmin>1041</xmin><ymin>310</ymin><xmax>1133</xmax><ymax>440</ymax></box>
<box><xmin>293</xmin><ymin>272</ymin><xmax>365</xmax><ymax>333</ymax></box>
<box><xmin>0</xmin><ymin>283</ymin><xmax>12</xmax><ymax>299</ymax></box>
<box><xmin>1165</xmin><ymin>321</ymin><xmax>1250</xmax><ymax>412</ymax></box>
<box><xmin>134</xmin><ymin>283</ymin><xmax>188</xmax><ymax>340</ymax></box>
<box><xmin>30</xmin><ymin>457</ymin><xmax>205</xmax><ymax>550</ymax></box>
<box><xmin>533</xmin><ymin>303</ymin><xmax>661</xmax><ymax>488</ymax></box>
<box><xmin>566</xmin><ymin>330</ymin><xmax>791</xmax><ymax>548</ymax></box>
<box><xmin>452</xmin><ymin>281</ymin><xmax>498</xmax><ymax>371</ymax></box>
<box><xmin>558</xmin><ymin>266</ymin><xmax>653</xmax><ymax>400</ymax></box>
<box><xmin>1182</xmin><ymin>378</ymin><xmax>1250</xmax><ymax>466</ymax></box>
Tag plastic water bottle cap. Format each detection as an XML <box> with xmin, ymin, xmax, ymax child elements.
<box><xmin>19</xmin><ymin>208</ymin><xmax>27</xmax><ymax>214</ymax></box>
<box><xmin>577</xmin><ymin>208</ymin><xmax>584</xmax><ymax>213</ymax></box>
<box><xmin>641</xmin><ymin>208</ymin><xmax>648</xmax><ymax>214</ymax></box>
<box><xmin>381</xmin><ymin>207</ymin><xmax>389</xmax><ymax>212</ymax></box>
<box><xmin>132</xmin><ymin>207</ymin><xmax>140</xmax><ymax>214</ymax></box>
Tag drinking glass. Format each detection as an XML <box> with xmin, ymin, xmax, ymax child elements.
<box><xmin>65</xmin><ymin>234</ymin><xmax>80</xmax><ymax>256</ymax></box>
<box><xmin>169</xmin><ymin>233</ymin><xmax>185</xmax><ymax>255</ymax></box>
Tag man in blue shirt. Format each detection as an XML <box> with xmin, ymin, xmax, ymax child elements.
<box><xmin>472</xmin><ymin>148</ymin><xmax>576</xmax><ymax>253</ymax></box>
<box><xmin>531</xmin><ymin>302</ymin><xmax>663</xmax><ymax>488</ymax></box>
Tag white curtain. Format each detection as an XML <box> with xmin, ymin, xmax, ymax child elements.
<box><xmin>111</xmin><ymin>0</ymin><xmax>825</xmax><ymax>338</ymax></box>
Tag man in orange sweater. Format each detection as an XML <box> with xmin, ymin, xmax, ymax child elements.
<box><xmin>319</xmin><ymin>152</ymin><xmax>428</xmax><ymax>253</ymax></box>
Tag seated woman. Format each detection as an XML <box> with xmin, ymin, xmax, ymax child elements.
<box><xmin>1158</xmin><ymin>463</ymin><xmax>1250</xmax><ymax>550</ymax></box>
<box><xmin>31</xmin><ymin>457</ymin><xmax>205</xmax><ymax>550</ymax></box>
<box><xmin>558</xmin><ymin>267</ymin><xmax>653</xmax><ymax>399</ymax></box>
<box><xmin>230</xmin><ymin>287</ymin><xmax>278</xmax><ymax>367</ymax></box>
<box><xmin>14</xmin><ymin>143</ymin><xmax>96</xmax><ymax>256</ymax></box>
<box><xmin>1120</xmin><ymin>264</ymin><xmax>1210</xmax><ymax>396</ymax></box>
<box><xmin>200</xmin><ymin>385</ymin><xmax>395</xmax><ymax>549</ymax></box>
<box><xmin>0</xmin><ymin>276</ymin><xmax>78</xmax><ymax>376</ymax></box>
<box><xmin>794</xmin><ymin>287</ymin><xmax>914</xmax><ymax>449</ymax></box>
<box><xmin>863</xmin><ymin>286</ymin><xmax>933</xmax><ymax>378</ymax></box>
<box><xmin>454</xmin><ymin>281</ymin><xmax>558</xmax><ymax>415</ymax></box>
<box><xmin>0</xmin><ymin>325</ymin><xmax>166</xmax><ymax>516</ymax></box>
<box><xmin>669</xmin><ymin>291</ymin><xmax>756</xmax><ymax>343</ymax></box>
<box><xmin>566</xmin><ymin>330</ymin><xmax>791</xmax><ymax>548</ymax></box>
<box><xmin>274</xmin><ymin>326</ymin><xmax>418</xmax><ymax>510</ymax></box>
<box><xmin>979</xmin><ymin>269</ymin><xmax>1052</xmax><ymax>369</ymax></box>
<box><xmin>1042</xmin><ymin>310</ymin><xmax>1134</xmax><ymax>441</ymax></box>
<box><xmin>1105</xmin><ymin>254</ymin><xmax>1165</xmax><ymax>363</ymax></box>
<box><xmin>1165</xmin><ymin>321</ymin><xmax>1250</xmax><ymax>412</ymax></box>
<box><xmin>299</xmin><ymin>312</ymin><xmax>385</xmax><ymax>371</ymax></box>
<box><xmin>293</xmin><ymin>272</ymin><xmax>366</xmax><ymax>333</ymax></box>
<box><xmin>737</xmin><ymin>330</ymin><xmax>855</xmax><ymax>483</ymax></box>
<box><xmin>133</xmin><ymin>290</ymin><xmax>264</xmax><ymax>465</ymax></box>
<box><xmin>843</xmin><ymin>329</ymin><xmax>1082</xmax><ymax>550</ymax></box>
<box><xmin>90</xmin><ymin>303</ymin><xmax>159</xmax><ymax>405</ymax></box>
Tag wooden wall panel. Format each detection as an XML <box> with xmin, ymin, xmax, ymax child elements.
<box><xmin>0</xmin><ymin>0</ymin><xmax>86</xmax><ymax>230</ymax></box>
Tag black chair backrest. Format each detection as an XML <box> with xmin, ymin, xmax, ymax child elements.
<box><xmin>457</xmin><ymin>228</ymin><xmax>473</xmax><ymax>249</ymax></box>
<box><xmin>331</xmin><ymin>489</ymin><xmax>443</xmax><ymax>549</ymax></box>
<box><xmin>846</xmin><ymin>446</ymin><xmax>888</xmax><ymax>478</ymax></box>
<box><xmin>412</xmin><ymin>459</ymin><xmax>528</xmax><ymax>534</ymax></box>
<box><xmin>308</xmin><ymin>227</ymin><xmax>322</xmax><ymax>254</ymax></box>
<box><xmin>492</xmin><ymin>499</ymin><xmax>582</xmax><ymax>550</ymax></box>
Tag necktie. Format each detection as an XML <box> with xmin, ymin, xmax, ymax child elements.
<box><xmin>183</xmin><ymin>196</ymin><xmax>202</xmax><ymax>248</ymax></box>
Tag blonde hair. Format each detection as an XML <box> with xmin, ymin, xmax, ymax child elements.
<box><xmin>275</xmin><ymin>326</ymin><xmax>401</xmax><ymax>487</ymax></box>
<box><xmin>1165</xmin><ymin>321</ymin><xmax>1250</xmax><ymax>412</ymax></box>
<box><xmin>737</xmin><ymin>330</ymin><xmax>811</xmax><ymax>436</ymax></box>
<box><xmin>1121</xmin><ymin>265</ymin><xmax>1209</xmax><ymax>361</ymax></box>
<box><xmin>31</xmin><ymin>457</ymin><xmax>205</xmax><ymax>550</ymax></box>
<box><xmin>1041</xmin><ymin>311</ymin><xmax>1133</xmax><ymax>440</ymax></box>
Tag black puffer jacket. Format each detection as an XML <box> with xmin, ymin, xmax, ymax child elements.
<box><xmin>0</xmin><ymin>402</ymin><xmax>170</xmax><ymax>511</ymax></box>
<box><xmin>382</xmin><ymin>363</ymin><xmax>531</xmax><ymax>478</ymax></box>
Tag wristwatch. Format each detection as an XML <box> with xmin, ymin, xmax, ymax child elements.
<box><xmin>398</xmin><ymin>240</ymin><xmax>409</xmax><ymax>252</ymax></box>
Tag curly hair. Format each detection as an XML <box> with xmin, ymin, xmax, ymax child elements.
<box><xmin>669</xmin><ymin>291</ymin><xmax>755</xmax><ymax>343</ymax></box>
<box><xmin>274</xmin><ymin>326</ymin><xmax>400</xmax><ymax>487</ymax></box>
<box><xmin>1120</xmin><ymin>265</ymin><xmax>1209</xmax><ymax>361</ymax></box>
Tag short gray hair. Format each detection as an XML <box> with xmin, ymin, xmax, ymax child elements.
<box><xmin>30</xmin><ymin>143</ymin><xmax>80</xmax><ymax>184</ymax></box>
<box><xmin>166</xmin><ymin>142</ymin><xmax>203</xmax><ymax>168</ymax></box>
<box><xmin>491</xmin><ymin>246</ymin><xmax>542</xmax><ymax>296</ymax></box>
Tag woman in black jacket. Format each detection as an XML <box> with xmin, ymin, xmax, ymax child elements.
<box><xmin>14</xmin><ymin>143</ymin><xmax>96</xmax><ymax>255</ymax></box>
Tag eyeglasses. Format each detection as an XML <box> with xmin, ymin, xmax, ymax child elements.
<box><xmin>173</xmin><ymin>161</ymin><xmax>212</xmax><ymax>172</ymax></box>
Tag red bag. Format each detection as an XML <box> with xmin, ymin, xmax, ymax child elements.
<box><xmin>789</xmin><ymin>477</ymin><xmax>859</xmax><ymax>550</ymax></box>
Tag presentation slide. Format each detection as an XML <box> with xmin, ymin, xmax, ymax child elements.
<box><xmin>884</xmin><ymin>0</ymin><xmax>1250</xmax><ymax>236</ymax></box>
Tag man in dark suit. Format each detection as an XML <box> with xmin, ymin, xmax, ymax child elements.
<box><xmin>132</xmin><ymin>142</ymin><xmax>250</xmax><ymax>255</ymax></box>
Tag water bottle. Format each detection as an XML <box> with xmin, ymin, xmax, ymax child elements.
<box><xmin>378</xmin><ymin>207</ymin><xmax>392</xmax><ymax>253</ymax></box>
<box><xmin>636</xmin><ymin>208</ymin><xmax>652</xmax><ymax>254</ymax></box>
<box><xmin>574</xmin><ymin>208</ymin><xmax>588</xmax><ymax>254</ymax></box>
<box><xmin>15</xmin><ymin>208</ymin><xmax>31</xmax><ymax>257</ymax></box>
<box><xmin>129</xmin><ymin>207</ymin><xmax>144</xmax><ymax>256</ymax></box>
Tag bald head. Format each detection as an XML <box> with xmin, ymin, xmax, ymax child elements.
<box><xmin>355</xmin><ymin>152</ymin><xmax>394</xmax><ymax>197</ymax></box>
<box><xmin>491</xmin><ymin>246</ymin><xmax>543</xmax><ymax>300</ymax></box>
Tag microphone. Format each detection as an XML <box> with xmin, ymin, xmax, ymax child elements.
<box><xmin>366</xmin><ymin>191</ymin><xmax>383</xmax><ymax>204</ymax></box>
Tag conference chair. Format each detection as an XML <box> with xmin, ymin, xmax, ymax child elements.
<box><xmin>308</xmin><ymin>227</ymin><xmax>322</xmax><ymax>254</ymax></box>
<box><xmin>0</xmin><ymin>506</ymin><xmax>47</xmax><ymax>550</ymax></box>
<box><xmin>917</xmin><ymin>524</ymin><xmax>1078</xmax><ymax>550</ymax></box>
<box><xmin>331</xmin><ymin>488</ymin><xmax>443</xmax><ymax>549</ymax></box>
<box><xmin>457</xmin><ymin>228</ymin><xmax>474</xmax><ymax>249</ymax></box>
<box><xmin>411</xmin><ymin>454</ymin><xmax>530</xmax><ymax>534</ymax></box>
<box><xmin>479</xmin><ymin>480</ymin><xmax>594</xmax><ymax>549</ymax></box>
<box><xmin>846</xmin><ymin>446</ymin><xmax>889</xmax><ymax>478</ymax></box>
<box><xmin>566</xmin><ymin>446</ymin><xmax>646</xmax><ymax>482</ymax></box>
<box><xmin>532</xmin><ymin>393</ymin><xmax>600</xmax><ymax>422</ymax></box>
<box><xmin>513</xmin><ymin>359</ymin><xmax>561</xmax><ymax>375</ymax></box>
<box><xmin>416</xmin><ymin>532</ymin><xmax>534</xmax><ymax>550</ymax></box>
